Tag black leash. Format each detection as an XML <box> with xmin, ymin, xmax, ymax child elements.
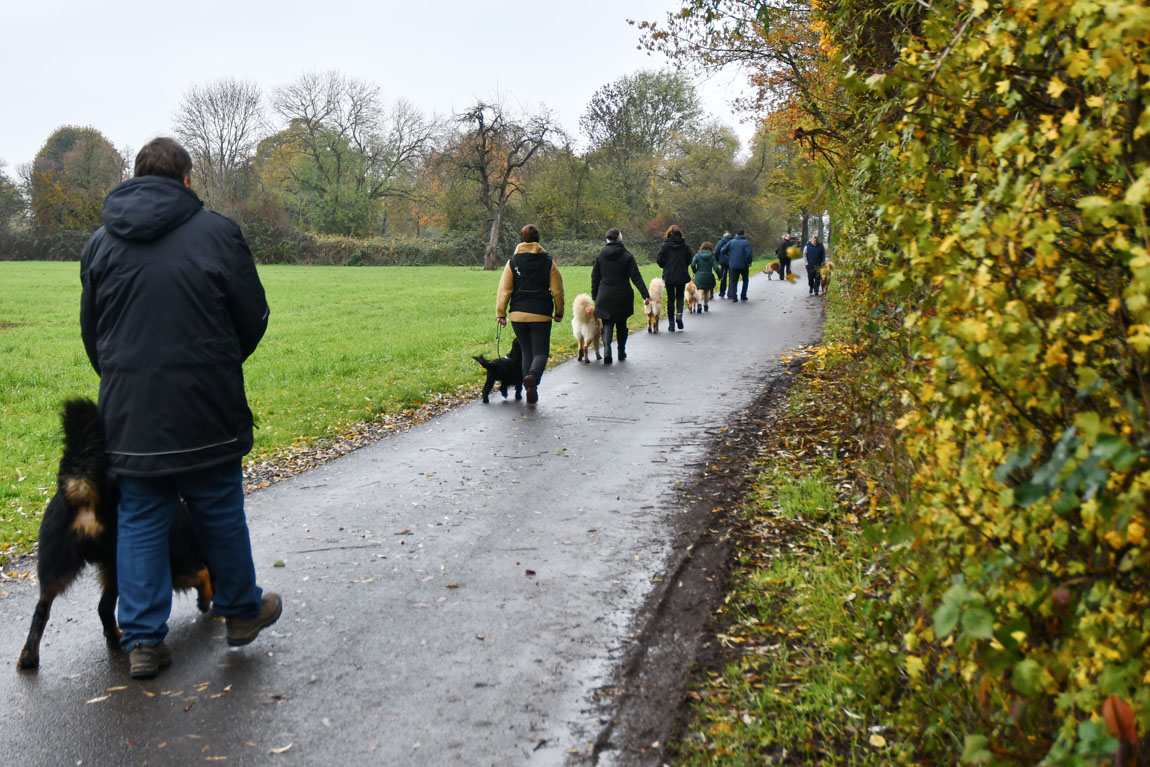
<box><xmin>495</xmin><ymin>320</ymin><xmax>503</xmax><ymax>357</ymax></box>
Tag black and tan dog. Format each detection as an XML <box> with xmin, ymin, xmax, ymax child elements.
<box><xmin>17</xmin><ymin>398</ymin><xmax>214</xmax><ymax>670</ymax></box>
<box><xmin>473</xmin><ymin>338</ymin><xmax>524</xmax><ymax>403</ymax></box>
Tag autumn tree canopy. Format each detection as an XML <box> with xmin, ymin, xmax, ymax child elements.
<box><xmin>29</xmin><ymin>126</ymin><xmax>124</xmax><ymax>232</ymax></box>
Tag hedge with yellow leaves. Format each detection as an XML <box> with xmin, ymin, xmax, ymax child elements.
<box><xmin>819</xmin><ymin>0</ymin><xmax>1150</xmax><ymax>761</ymax></box>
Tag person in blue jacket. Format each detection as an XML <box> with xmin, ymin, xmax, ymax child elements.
<box><xmin>803</xmin><ymin>235</ymin><xmax>827</xmax><ymax>295</ymax></box>
<box><xmin>725</xmin><ymin>230</ymin><xmax>753</xmax><ymax>301</ymax></box>
<box><xmin>713</xmin><ymin>231</ymin><xmax>732</xmax><ymax>298</ymax></box>
<box><xmin>80</xmin><ymin>137</ymin><xmax>281</xmax><ymax>679</ymax></box>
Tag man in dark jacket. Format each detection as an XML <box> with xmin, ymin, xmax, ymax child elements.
<box><xmin>726</xmin><ymin>230</ymin><xmax>753</xmax><ymax>301</ymax></box>
<box><xmin>591</xmin><ymin>228</ymin><xmax>650</xmax><ymax>362</ymax></box>
<box><xmin>803</xmin><ymin>235</ymin><xmax>827</xmax><ymax>295</ymax></box>
<box><xmin>774</xmin><ymin>234</ymin><xmax>796</xmax><ymax>280</ymax></box>
<box><xmin>713</xmin><ymin>231</ymin><xmax>732</xmax><ymax>298</ymax></box>
<box><xmin>80</xmin><ymin>138</ymin><xmax>281</xmax><ymax>679</ymax></box>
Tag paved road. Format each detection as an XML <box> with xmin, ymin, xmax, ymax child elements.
<box><xmin>0</xmin><ymin>269</ymin><xmax>822</xmax><ymax>766</ymax></box>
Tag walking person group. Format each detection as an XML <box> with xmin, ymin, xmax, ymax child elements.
<box><xmin>494</xmin><ymin>221</ymin><xmax>831</xmax><ymax>402</ymax></box>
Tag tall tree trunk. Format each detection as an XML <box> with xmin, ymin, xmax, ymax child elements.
<box><xmin>800</xmin><ymin>206</ymin><xmax>810</xmax><ymax>243</ymax></box>
<box><xmin>483</xmin><ymin>206</ymin><xmax>504</xmax><ymax>270</ymax></box>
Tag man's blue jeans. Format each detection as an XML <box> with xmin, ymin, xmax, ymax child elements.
<box><xmin>116</xmin><ymin>461</ymin><xmax>262</xmax><ymax>650</ymax></box>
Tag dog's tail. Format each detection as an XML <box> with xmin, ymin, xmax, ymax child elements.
<box><xmin>58</xmin><ymin>398</ymin><xmax>106</xmax><ymax>486</ymax></box>
<box><xmin>473</xmin><ymin>354</ymin><xmax>492</xmax><ymax>370</ymax></box>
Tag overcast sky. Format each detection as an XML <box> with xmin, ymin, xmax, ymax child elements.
<box><xmin>0</xmin><ymin>0</ymin><xmax>757</xmax><ymax>182</ymax></box>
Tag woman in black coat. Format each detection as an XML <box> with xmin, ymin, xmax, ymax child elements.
<box><xmin>591</xmin><ymin>228</ymin><xmax>650</xmax><ymax>363</ymax></box>
<box><xmin>655</xmin><ymin>224</ymin><xmax>693</xmax><ymax>331</ymax></box>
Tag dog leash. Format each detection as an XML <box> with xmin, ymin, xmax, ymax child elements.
<box><xmin>495</xmin><ymin>320</ymin><xmax>502</xmax><ymax>357</ymax></box>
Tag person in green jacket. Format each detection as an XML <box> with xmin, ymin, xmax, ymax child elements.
<box><xmin>690</xmin><ymin>241</ymin><xmax>721</xmax><ymax>312</ymax></box>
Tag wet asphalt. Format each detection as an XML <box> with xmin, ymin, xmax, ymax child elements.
<box><xmin>0</xmin><ymin>269</ymin><xmax>822</xmax><ymax>767</ymax></box>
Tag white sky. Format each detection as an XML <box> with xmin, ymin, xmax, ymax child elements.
<box><xmin>0</xmin><ymin>0</ymin><xmax>757</xmax><ymax>181</ymax></box>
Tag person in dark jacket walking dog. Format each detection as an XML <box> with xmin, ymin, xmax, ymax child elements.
<box><xmin>775</xmin><ymin>234</ymin><xmax>797</xmax><ymax>280</ymax></box>
<box><xmin>803</xmin><ymin>235</ymin><xmax>827</xmax><ymax>295</ymax></box>
<box><xmin>656</xmin><ymin>225</ymin><xmax>694</xmax><ymax>331</ymax></box>
<box><xmin>726</xmin><ymin>230</ymin><xmax>753</xmax><ymax>301</ymax></box>
<box><xmin>79</xmin><ymin>138</ymin><xmax>281</xmax><ymax>679</ymax></box>
<box><xmin>496</xmin><ymin>224</ymin><xmax>565</xmax><ymax>403</ymax></box>
<box><xmin>713</xmin><ymin>231</ymin><xmax>732</xmax><ymax>298</ymax></box>
<box><xmin>591</xmin><ymin>228</ymin><xmax>649</xmax><ymax>363</ymax></box>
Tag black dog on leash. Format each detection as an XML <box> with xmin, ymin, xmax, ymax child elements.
<box><xmin>473</xmin><ymin>338</ymin><xmax>524</xmax><ymax>403</ymax></box>
<box><xmin>17</xmin><ymin>398</ymin><xmax>214</xmax><ymax>670</ymax></box>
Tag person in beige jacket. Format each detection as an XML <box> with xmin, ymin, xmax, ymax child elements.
<box><xmin>496</xmin><ymin>224</ymin><xmax>565</xmax><ymax>404</ymax></box>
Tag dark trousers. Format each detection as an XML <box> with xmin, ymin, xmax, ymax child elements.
<box><xmin>808</xmin><ymin>266</ymin><xmax>822</xmax><ymax>295</ymax></box>
<box><xmin>511</xmin><ymin>321</ymin><xmax>552</xmax><ymax>382</ymax></box>
<box><xmin>667</xmin><ymin>283</ymin><xmax>685</xmax><ymax>319</ymax></box>
<box><xmin>717</xmin><ymin>264</ymin><xmax>729</xmax><ymax>296</ymax></box>
<box><xmin>602</xmin><ymin>320</ymin><xmax>628</xmax><ymax>356</ymax></box>
<box><xmin>778</xmin><ymin>256</ymin><xmax>792</xmax><ymax>278</ymax></box>
<box><xmin>729</xmin><ymin>267</ymin><xmax>750</xmax><ymax>299</ymax></box>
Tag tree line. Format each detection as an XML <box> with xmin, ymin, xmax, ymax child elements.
<box><xmin>0</xmin><ymin>69</ymin><xmax>828</xmax><ymax>268</ymax></box>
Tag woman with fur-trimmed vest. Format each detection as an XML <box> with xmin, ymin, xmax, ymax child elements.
<box><xmin>655</xmin><ymin>225</ymin><xmax>694</xmax><ymax>331</ymax></box>
<box><xmin>496</xmin><ymin>224</ymin><xmax>565</xmax><ymax>404</ymax></box>
<box><xmin>591</xmin><ymin>228</ymin><xmax>650</xmax><ymax>363</ymax></box>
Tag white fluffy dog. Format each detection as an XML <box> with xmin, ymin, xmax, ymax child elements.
<box><xmin>646</xmin><ymin>277</ymin><xmax>665</xmax><ymax>333</ymax></box>
<box><xmin>571</xmin><ymin>293</ymin><xmax>602</xmax><ymax>363</ymax></box>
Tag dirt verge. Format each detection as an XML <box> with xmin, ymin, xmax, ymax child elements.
<box><xmin>578</xmin><ymin>352</ymin><xmax>812</xmax><ymax>766</ymax></box>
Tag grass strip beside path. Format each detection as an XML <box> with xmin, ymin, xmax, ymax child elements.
<box><xmin>668</xmin><ymin>335</ymin><xmax>906</xmax><ymax>765</ymax></box>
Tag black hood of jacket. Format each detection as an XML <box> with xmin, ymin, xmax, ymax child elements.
<box><xmin>598</xmin><ymin>241</ymin><xmax>628</xmax><ymax>261</ymax></box>
<box><xmin>102</xmin><ymin>176</ymin><xmax>203</xmax><ymax>242</ymax></box>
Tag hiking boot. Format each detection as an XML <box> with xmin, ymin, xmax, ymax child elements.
<box><xmin>676</xmin><ymin>316</ymin><xmax>684</xmax><ymax>329</ymax></box>
<box><xmin>667</xmin><ymin>322</ymin><xmax>675</xmax><ymax>332</ymax></box>
<box><xmin>226</xmin><ymin>593</ymin><xmax>283</xmax><ymax>647</ymax></box>
<box><xmin>603</xmin><ymin>353</ymin><xmax>612</xmax><ymax>364</ymax></box>
<box><xmin>523</xmin><ymin>374</ymin><xmax>538</xmax><ymax>404</ymax></box>
<box><xmin>129</xmin><ymin>643</ymin><xmax>172</xmax><ymax>679</ymax></box>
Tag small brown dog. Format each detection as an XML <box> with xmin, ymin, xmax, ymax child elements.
<box><xmin>764</xmin><ymin>262</ymin><xmax>781</xmax><ymax>279</ymax></box>
<box><xmin>821</xmin><ymin>262</ymin><xmax>833</xmax><ymax>295</ymax></box>
<box><xmin>684</xmin><ymin>281</ymin><xmax>701</xmax><ymax>313</ymax></box>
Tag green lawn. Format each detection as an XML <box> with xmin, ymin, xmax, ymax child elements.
<box><xmin>0</xmin><ymin>261</ymin><xmax>662</xmax><ymax>559</ymax></box>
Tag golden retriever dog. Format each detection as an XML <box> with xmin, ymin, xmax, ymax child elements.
<box><xmin>645</xmin><ymin>277</ymin><xmax>665</xmax><ymax>333</ymax></box>
<box><xmin>571</xmin><ymin>293</ymin><xmax>602</xmax><ymax>363</ymax></box>
<box><xmin>820</xmin><ymin>262</ymin><xmax>833</xmax><ymax>295</ymax></box>
<box><xmin>684</xmin><ymin>281</ymin><xmax>701</xmax><ymax>314</ymax></box>
<box><xmin>764</xmin><ymin>262</ymin><xmax>781</xmax><ymax>280</ymax></box>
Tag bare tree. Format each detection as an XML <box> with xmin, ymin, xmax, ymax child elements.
<box><xmin>268</xmin><ymin>71</ymin><xmax>437</xmax><ymax>228</ymax></box>
<box><xmin>451</xmin><ymin>100</ymin><xmax>560</xmax><ymax>269</ymax></box>
<box><xmin>173</xmin><ymin>78</ymin><xmax>264</xmax><ymax>207</ymax></box>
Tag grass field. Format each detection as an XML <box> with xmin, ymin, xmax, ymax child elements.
<box><xmin>0</xmin><ymin>261</ymin><xmax>663</xmax><ymax>559</ymax></box>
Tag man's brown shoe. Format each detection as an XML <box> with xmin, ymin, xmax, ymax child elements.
<box><xmin>129</xmin><ymin>643</ymin><xmax>173</xmax><ymax>679</ymax></box>
<box><xmin>226</xmin><ymin>593</ymin><xmax>282</xmax><ymax>647</ymax></box>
